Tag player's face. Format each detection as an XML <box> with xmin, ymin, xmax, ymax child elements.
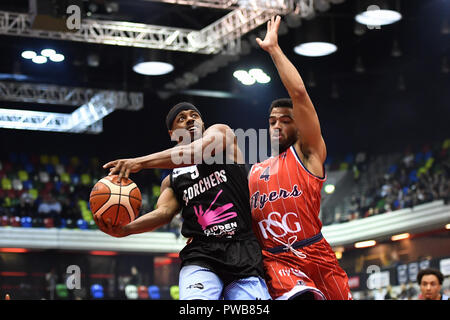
<box><xmin>269</xmin><ymin>107</ymin><xmax>298</xmax><ymax>154</ymax></box>
<box><xmin>420</xmin><ymin>275</ymin><xmax>441</xmax><ymax>300</ymax></box>
<box><xmin>169</xmin><ymin>109</ymin><xmax>205</xmax><ymax>143</ymax></box>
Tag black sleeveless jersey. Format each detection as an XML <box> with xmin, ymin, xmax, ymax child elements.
<box><xmin>170</xmin><ymin>163</ymin><xmax>254</xmax><ymax>241</ymax></box>
<box><xmin>170</xmin><ymin>163</ymin><xmax>265</xmax><ymax>284</ymax></box>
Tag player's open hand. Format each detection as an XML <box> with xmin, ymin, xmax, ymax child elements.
<box><xmin>256</xmin><ymin>15</ymin><xmax>281</xmax><ymax>53</ymax></box>
<box><xmin>94</xmin><ymin>215</ymin><xmax>130</xmax><ymax>238</ymax></box>
<box><xmin>102</xmin><ymin>158</ymin><xmax>143</xmax><ymax>182</ymax></box>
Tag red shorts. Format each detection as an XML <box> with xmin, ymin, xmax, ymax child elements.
<box><xmin>262</xmin><ymin>237</ymin><xmax>352</xmax><ymax>300</ymax></box>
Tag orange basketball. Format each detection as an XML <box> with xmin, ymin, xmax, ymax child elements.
<box><xmin>89</xmin><ymin>175</ymin><xmax>142</xmax><ymax>227</ymax></box>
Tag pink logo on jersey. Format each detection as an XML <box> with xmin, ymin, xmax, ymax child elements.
<box><xmin>194</xmin><ymin>189</ymin><xmax>237</xmax><ymax>230</ymax></box>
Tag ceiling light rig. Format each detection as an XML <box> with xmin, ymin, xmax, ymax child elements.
<box><xmin>21</xmin><ymin>49</ymin><xmax>65</xmax><ymax>64</ymax></box>
<box><xmin>355</xmin><ymin>6</ymin><xmax>402</xmax><ymax>28</ymax></box>
<box><xmin>133</xmin><ymin>62</ymin><xmax>174</xmax><ymax>76</ymax></box>
<box><xmin>294</xmin><ymin>42</ymin><xmax>337</xmax><ymax>57</ymax></box>
<box><xmin>233</xmin><ymin>68</ymin><xmax>271</xmax><ymax>86</ymax></box>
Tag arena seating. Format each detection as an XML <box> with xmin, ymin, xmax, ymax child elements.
<box><xmin>1</xmin><ymin>140</ymin><xmax>448</xmax><ymax>231</ymax></box>
<box><xmin>322</xmin><ymin>139</ymin><xmax>449</xmax><ymax>225</ymax></box>
<box><xmin>0</xmin><ymin>151</ymin><xmax>174</xmax><ymax>232</ymax></box>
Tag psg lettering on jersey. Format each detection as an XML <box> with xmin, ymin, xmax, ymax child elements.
<box><xmin>250</xmin><ymin>184</ymin><xmax>303</xmax><ymax>210</ymax></box>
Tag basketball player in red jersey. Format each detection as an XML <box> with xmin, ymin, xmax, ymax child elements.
<box><xmin>248</xmin><ymin>16</ymin><xmax>352</xmax><ymax>300</ymax></box>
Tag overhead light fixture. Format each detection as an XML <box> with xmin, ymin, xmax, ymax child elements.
<box><xmin>354</xmin><ymin>56</ymin><xmax>365</xmax><ymax>73</ymax></box>
<box><xmin>294</xmin><ymin>42</ymin><xmax>337</xmax><ymax>57</ymax></box>
<box><xmin>391</xmin><ymin>233</ymin><xmax>410</xmax><ymax>241</ymax></box>
<box><xmin>22</xmin><ymin>49</ymin><xmax>65</xmax><ymax>64</ymax></box>
<box><xmin>445</xmin><ymin>223</ymin><xmax>450</xmax><ymax>230</ymax></box>
<box><xmin>233</xmin><ymin>69</ymin><xmax>270</xmax><ymax>86</ymax></box>
<box><xmin>331</xmin><ymin>82</ymin><xmax>339</xmax><ymax>99</ymax></box>
<box><xmin>391</xmin><ymin>39</ymin><xmax>402</xmax><ymax>57</ymax></box>
<box><xmin>442</xmin><ymin>57</ymin><xmax>449</xmax><ymax>74</ymax></box>
<box><xmin>41</xmin><ymin>49</ymin><xmax>56</xmax><ymax>57</ymax></box>
<box><xmin>233</xmin><ymin>70</ymin><xmax>255</xmax><ymax>86</ymax></box>
<box><xmin>293</xmin><ymin>17</ymin><xmax>337</xmax><ymax>57</ymax></box>
<box><xmin>442</xmin><ymin>18</ymin><xmax>449</xmax><ymax>35</ymax></box>
<box><xmin>355</xmin><ymin>9</ymin><xmax>402</xmax><ymax>27</ymax></box>
<box><xmin>32</xmin><ymin>55</ymin><xmax>47</xmax><ymax>64</ymax></box>
<box><xmin>21</xmin><ymin>50</ymin><xmax>37</xmax><ymax>60</ymax></box>
<box><xmin>133</xmin><ymin>61</ymin><xmax>174</xmax><ymax>76</ymax></box>
<box><xmin>397</xmin><ymin>75</ymin><xmax>406</xmax><ymax>91</ymax></box>
<box><xmin>248</xmin><ymin>68</ymin><xmax>271</xmax><ymax>84</ymax></box>
<box><xmin>49</xmin><ymin>53</ymin><xmax>65</xmax><ymax>62</ymax></box>
<box><xmin>354</xmin><ymin>240</ymin><xmax>376</xmax><ymax>248</ymax></box>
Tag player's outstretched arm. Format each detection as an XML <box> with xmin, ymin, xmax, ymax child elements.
<box><xmin>103</xmin><ymin>123</ymin><xmax>241</xmax><ymax>181</ymax></box>
<box><xmin>94</xmin><ymin>176</ymin><xmax>180</xmax><ymax>237</ymax></box>
<box><xmin>258</xmin><ymin>16</ymin><xmax>326</xmax><ymax>169</ymax></box>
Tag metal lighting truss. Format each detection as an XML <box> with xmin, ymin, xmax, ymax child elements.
<box><xmin>0</xmin><ymin>0</ymin><xmax>296</xmax><ymax>54</ymax></box>
<box><xmin>0</xmin><ymin>82</ymin><xmax>143</xmax><ymax>133</ymax></box>
<box><xmin>0</xmin><ymin>0</ymin><xmax>315</xmax><ymax>132</ymax></box>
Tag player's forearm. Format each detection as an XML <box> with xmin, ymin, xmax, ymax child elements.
<box><xmin>136</xmin><ymin>132</ymin><xmax>221</xmax><ymax>169</ymax></box>
<box><xmin>135</xmin><ymin>141</ymin><xmax>204</xmax><ymax>169</ymax></box>
<box><xmin>123</xmin><ymin>207</ymin><xmax>173</xmax><ymax>235</ymax></box>
<box><xmin>268</xmin><ymin>45</ymin><xmax>307</xmax><ymax>99</ymax></box>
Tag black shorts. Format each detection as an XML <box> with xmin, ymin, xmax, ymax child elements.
<box><xmin>179</xmin><ymin>237</ymin><xmax>265</xmax><ymax>286</ymax></box>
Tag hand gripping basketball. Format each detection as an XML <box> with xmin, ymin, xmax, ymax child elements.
<box><xmin>90</xmin><ymin>175</ymin><xmax>142</xmax><ymax>237</ymax></box>
<box><xmin>102</xmin><ymin>158</ymin><xmax>143</xmax><ymax>182</ymax></box>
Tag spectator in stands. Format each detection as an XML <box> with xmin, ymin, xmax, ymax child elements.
<box><xmin>406</xmin><ymin>281</ymin><xmax>418</xmax><ymax>300</ymax></box>
<box><xmin>45</xmin><ymin>267</ymin><xmax>57</xmax><ymax>300</ymax></box>
<box><xmin>384</xmin><ymin>285</ymin><xmax>395</xmax><ymax>300</ymax></box>
<box><xmin>417</xmin><ymin>268</ymin><xmax>449</xmax><ymax>300</ymax></box>
<box><xmin>38</xmin><ymin>192</ymin><xmax>62</xmax><ymax>220</ymax></box>
<box><xmin>129</xmin><ymin>266</ymin><xmax>142</xmax><ymax>285</ymax></box>
<box><xmin>18</xmin><ymin>191</ymin><xmax>36</xmax><ymax>217</ymax></box>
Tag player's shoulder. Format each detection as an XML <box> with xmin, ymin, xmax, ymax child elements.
<box><xmin>248</xmin><ymin>157</ymin><xmax>272</xmax><ymax>175</ymax></box>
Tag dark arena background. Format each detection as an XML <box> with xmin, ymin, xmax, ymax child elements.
<box><xmin>0</xmin><ymin>0</ymin><xmax>449</xmax><ymax>307</ymax></box>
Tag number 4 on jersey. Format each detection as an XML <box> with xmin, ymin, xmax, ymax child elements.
<box><xmin>259</xmin><ymin>167</ymin><xmax>270</xmax><ymax>181</ymax></box>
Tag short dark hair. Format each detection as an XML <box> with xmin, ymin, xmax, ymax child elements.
<box><xmin>417</xmin><ymin>268</ymin><xmax>444</xmax><ymax>285</ymax></box>
<box><xmin>269</xmin><ymin>98</ymin><xmax>293</xmax><ymax>114</ymax></box>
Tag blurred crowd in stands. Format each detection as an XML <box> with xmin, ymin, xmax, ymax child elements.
<box><xmin>0</xmin><ymin>138</ymin><xmax>449</xmax><ymax>232</ymax></box>
<box><xmin>0</xmin><ymin>153</ymin><xmax>182</xmax><ymax>234</ymax></box>
<box><xmin>326</xmin><ymin>139</ymin><xmax>450</xmax><ymax>224</ymax></box>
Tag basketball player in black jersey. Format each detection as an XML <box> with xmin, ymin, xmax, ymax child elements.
<box><xmin>97</xmin><ymin>102</ymin><xmax>271</xmax><ymax>300</ymax></box>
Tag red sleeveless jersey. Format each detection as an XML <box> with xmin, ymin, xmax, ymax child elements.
<box><xmin>248</xmin><ymin>145</ymin><xmax>326</xmax><ymax>250</ymax></box>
